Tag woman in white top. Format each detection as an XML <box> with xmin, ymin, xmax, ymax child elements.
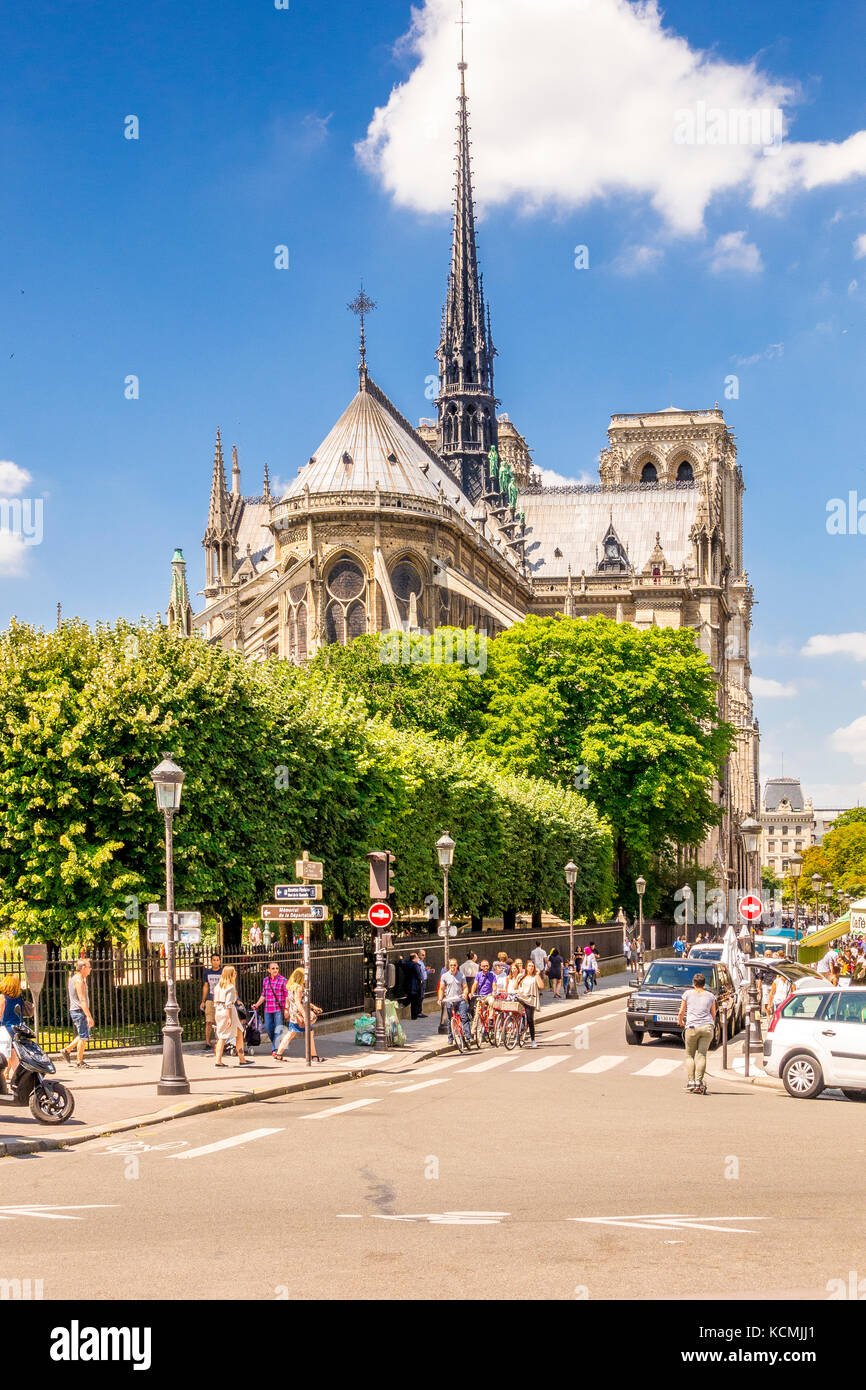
<box><xmin>214</xmin><ymin>965</ymin><xmax>250</xmax><ymax>1067</ymax></box>
<box><xmin>515</xmin><ymin>959</ymin><xmax>541</xmax><ymax>1048</ymax></box>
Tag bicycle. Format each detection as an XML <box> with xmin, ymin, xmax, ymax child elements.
<box><xmin>448</xmin><ymin>1003</ymin><xmax>478</xmax><ymax>1053</ymax></box>
<box><xmin>495</xmin><ymin>998</ymin><xmax>528</xmax><ymax>1050</ymax></box>
<box><xmin>473</xmin><ymin>996</ymin><xmax>497</xmax><ymax>1046</ymax></box>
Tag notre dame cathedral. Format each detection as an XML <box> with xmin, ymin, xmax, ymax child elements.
<box><xmin>167</xmin><ymin>54</ymin><xmax>760</xmax><ymax>888</ymax></box>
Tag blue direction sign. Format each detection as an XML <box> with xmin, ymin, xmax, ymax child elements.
<box><xmin>261</xmin><ymin>903</ymin><xmax>329</xmax><ymax>922</ymax></box>
<box><xmin>275</xmin><ymin>884</ymin><xmax>322</xmax><ymax>901</ymax></box>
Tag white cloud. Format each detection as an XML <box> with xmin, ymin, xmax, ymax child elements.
<box><xmin>0</xmin><ymin>461</ymin><xmax>31</xmax><ymax>495</ymax></box>
<box><xmin>612</xmin><ymin>244</ymin><xmax>664</xmax><ymax>275</ymax></box>
<box><xmin>536</xmin><ymin>467</ymin><xmax>594</xmax><ymax>487</ymax></box>
<box><xmin>854</xmin><ymin>233</ymin><xmax>866</xmax><ymax>259</ymax></box>
<box><xmin>849</xmin><ymin>279</ymin><xmax>859</xmax><ymax>296</ymax></box>
<box><xmin>751</xmin><ymin>676</ymin><xmax>797</xmax><ymax>698</ymax></box>
<box><xmin>830</xmin><ymin>715</ymin><xmax>866</xmax><ymax>765</ymax></box>
<box><xmin>733</xmin><ymin>341</ymin><xmax>783</xmax><ymax>366</ymax></box>
<box><xmin>0</xmin><ymin>530</ymin><xmax>28</xmax><ymax>576</ymax></box>
<box><xmin>802</xmin><ymin>632</ymin><xmax>866</xmax><ymax>662</ymax></box>
<box><xmin>809</xmin><ymin>782</ymin><xmax>866</xmax><ymax>806</ymax></box>
<box><xmin>709</xmin><ymin>230</ymin><xmax>763</xmax><ymax>273</ymax></box>
<box><xmin>357</xmin><ymin>0</ymin><xmax>866</xmax><ymax>237</ymax></box>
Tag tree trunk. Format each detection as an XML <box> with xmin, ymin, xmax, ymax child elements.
<box><xmin>221</xmin><ymin>908</ymin><xmax>243</xmax><ymax>953</ymax></box>
<box><xmin>503</xmin><ymin>907</ymin><xmax>516</xmax><ymax>931</ymax></box>
<box><xmin>470</xmin><ymin>913</ymin><xmax>483</xmax><ymax>934</ymax></box>
<box><xmin>333</xmin><ymin>911</ymin><xmax>345</xmax><ymax>940</ymax></box>
<box><xmin>531</xmin><ymin>908</ymin><xmax>542</xmax><ymax>932</ymax></box>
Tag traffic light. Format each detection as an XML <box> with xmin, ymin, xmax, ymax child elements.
<box><xmin>366</xmin><ymin>850</ymin><xmax>395</xmax><ymax>900</ymax></box>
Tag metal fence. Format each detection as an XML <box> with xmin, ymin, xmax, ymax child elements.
<box><xmin>0</xmin><ymin>944</ymin><xmax>364</xmax><ymax>1054</ymax></box>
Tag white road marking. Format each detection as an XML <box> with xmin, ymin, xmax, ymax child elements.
<box><xmin>513</xmin><ymin>1055</ymin><xmax>566</xmax><ymax>1073</ymax></box>
<box><xmin>571</xmin><ymin>1054</ymin><xmax>626</xmax><ymax>1074</ymax></box>
<box><xmin>634</xmin><ymin>1059</ymin><xmax>683</xmax><ymax>1077</ymax></box>
<box><xmin>541</xmin><ymin>1031</ymin><xmax>572</xmax><ymax>1040</ymax></box>
<box><xmin>171</xmin><ymin>1128</ymin><xmax>283</xmax><ymax>1159</ymax></box>
<box><xmin>336</xmin><ymin>1214</ymin><xmax>364</xmax><ymax>1219</ymax></box>
<box><xmin>415</xmin><ymin>1057</ymin><xmax>468</xmax><ymax>1074</ymax></box>
<box><xmin>571</xmin><ymin>1214</ymin><xmax>768</xmax><ymax>1235</ymax></box>
<box><xmin>301</xmin><ymin>1098</ymin><xmax>381</xmax><ymax>1120</ymax></box>
<box><xmin>373</xmin><ymin>1210</ymin><xmax>510</xmax><ymax>1225</ymax></box>
<box><xmin>0</xmin><ymin>1204</ymin><xmax>118</xmax><ymax>1221</ymax></box>
<box><xmin>393</xmin><ymin>1078</ymin><xmax>451</xmax><ymax>1094</ymax></box>
<box><xmin>460</xmin><ymin>1055</ymin><xmax>514</xmax><ymax>1073</ymax></box>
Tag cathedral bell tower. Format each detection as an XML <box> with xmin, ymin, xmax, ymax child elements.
<box><xmin>435</xmin><ymin>44</ymin><xmax>498</xmax><ymax>504</ymax></box>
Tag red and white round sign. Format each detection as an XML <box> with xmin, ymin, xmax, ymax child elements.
<box><xmin>368</xmin><ymin>902</ymin><xmax>394</xmax><ymax>929</ymax></box>
<box><xmin>738</xmin><ymin>894</ymin><xmax>763</xmax><ymax>922</ymax></box>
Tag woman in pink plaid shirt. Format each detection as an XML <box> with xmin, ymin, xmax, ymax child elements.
<box><xmin>253</xmin><ymin>961</ymin><xmax>288</xmax><ymax>1058</ymax></box>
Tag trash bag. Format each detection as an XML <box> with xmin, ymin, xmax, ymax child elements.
<box><xmin>354</xmin><ymin>1014</ymin><xmax>376</xmax><ymax>1047</ymax></box>
<box><xmin>385</xmin><ymin>999</ymin><xmax>406</xmax><ymax>1048</ymax></box>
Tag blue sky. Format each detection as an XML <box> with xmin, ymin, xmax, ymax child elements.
<box><xmin>2</xmin><ymin>0</ymin><xmax>866</xmax><ymax>804</ymax></box>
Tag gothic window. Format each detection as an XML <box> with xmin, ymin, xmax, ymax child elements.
<box><xmin>324</xmin><ymin>557</ymin><xmax>366</xmax><ymax>647</ymax></box>
<box><xmin>676</xmin><ymin>460</ymin><xmax>694</xmax><ymax>482</ymax></box>
<box><xmin>466</xmin><ymin>405</ymin><xmax>477</xmax><ymax>443</ymax></box>
<box><xmin>641</xmin><ymin>462</ymin><xmax>658</xmax><ymax>484</ymax></box>
<box><xmin>296</xmin><ymin>602</ymin><xmax>307</xmax><ymax>662</ymax></box>
<box><xmin>391</xmin><ymin>559</ymin><xmax>424</xmax><ymax>629</ymax></box>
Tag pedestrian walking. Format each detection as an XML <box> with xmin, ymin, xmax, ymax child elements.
<box><xmin>213</xmin><ymin>965</ymin><xmax>251</xmax><ymax>1068</ymax></box>
<box><xmin>275</xmin><ymin>968</ymin><xmax>325</xmax><ymax>1061</ymax></box>
<box><xmin>676</xmin><ymin>971</ymin><xmax>717</xmax><ymax>1093</ymax></box>
<box><xmin>408</xmin><ymin>952</ymin><xmax>426</xmax><ymax>1019</ymax></box>
<box><xmin>515</xmin><ymin>959</ymin><xmax>541</xmax><ymax>1047</ymax></box>
<box><xmin>547</xmin><ymin>947</ymin><xmax>564</xmax><ymax>999</ymax></box>
<box><xmin>199</xmin><ymin>952</ymin><xmax>222</xmax><ymax>1050</ymax></box>
<box><xmin>581</xmin><ymin>944</ymin><xmax>599</xmax><ymax>993</ymax></box>
<box><xmin>0</xmin><ymin>974</ymin><xmax>31</xmax><ymax>1089</ymax></box>
<box><xmin>60</xmin><ymin>958</ymin><xmax>94</xmax><ymax>1069</ymax></box>
<box><xmin>249</xmin><ymin>923</ymin><xmax>262</xmax><ymax>950</ymax></box>
<box><xmin>253</xmin><ymin>960</ymin><xmax>289</xmax><ymax>1057</ymax></box>
<box><xmin>462</xmin><ymin>950</ymin><xmax>479</xmax><ymax>989</ymax></box>
<box><xmin>530</xmin><ymin>941</ymin><xmax>549</xmax><ymax>989</ymax></box>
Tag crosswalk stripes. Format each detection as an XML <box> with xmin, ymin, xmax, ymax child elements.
<box><xmin>571</xmin><ymin>1055</ymin><xmax>625</xmax><ymax>1074</ymax></box>
<box><xmin>460</xmin><ymin>1054</ymin><xmax>513</xmax><ymax>1074</ymax></box>
<box><xmin>393</xmin><ymin>1078</ymin><xmax>451</xmax><ymax>1094</ymax></box>
<box><xmin>634</xmin><ymin>1059</ymin><xmax>682</xmax><ymax>1077</ymax></box>
<box><xmin>512</xmin><ymin>1054</ymin><xmax>564</xmax><ymax>1073</ymax></box>
<box><xmin>171</xmin><ymin>1128</ymin><xmax>283</xmax><ymax>1159</ymax></box>
<box><xmin>301</xmin><ymin>1098</ymin><xmax>381</xmax><ymax>1120</ymax></box>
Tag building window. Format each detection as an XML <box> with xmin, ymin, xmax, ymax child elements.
<box><xmin>676</xmin><ymin>460</ymin><xmax>694</xmax><ymax>482</ymax></box>
<box><xmin>640</xmin><ymin>462</ymin><xmax>658</xmax><ymax>484</ymax></box>
<box><xmin>324</xmin><ymin>557</ymin><xmax>366</xmax><ymax>646</ymax></box>
<box><xmin>391</xmin><ymin>559</ymin><xmax>424</xmax><ymax>629</ymax></box>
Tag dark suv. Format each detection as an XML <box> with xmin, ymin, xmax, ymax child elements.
<box><xmin>625</xmin><ymin>958</ymin><xmax>738</xmax><ymax>1047</ymax></box>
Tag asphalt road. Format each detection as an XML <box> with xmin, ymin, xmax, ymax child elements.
<box><xmin>2</xmin><ymin>1001</ymin><xmax>863</xmax><ymax>1301</ymax></box>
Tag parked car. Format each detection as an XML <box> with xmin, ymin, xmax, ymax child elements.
<box><xmin>752</xmin><ymin>934</ymin><xmax>796</xmax><ymax>961</ymax></box>
<box><xmin>625</xmin><ymin>957</ymin><xmax>740</xmax><ymax>1047</ymax></box>
<box><xmin>763</xmin><ymin>983</ymin><xmax>866</xmax><ymax>1100</ymax></box>
<box><xmin>687</xmin><ymin>943</ymin><xmax>724</xmax><ymax>962</ymax></box>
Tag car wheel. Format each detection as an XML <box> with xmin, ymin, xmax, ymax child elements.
<box><xmin>625</xmin><ymin>1022</ymin><xmax>643</xmax><ymax>1046</ymax></box>
<box><xmin>841</xmin><ymin>1089</ymin><xmax>866</xmax><ymax>1102</ymax></box>
<box><xmin>709</xmin><ymin>1017</ymin><xmax>722</xmax><ymax>1051</ymax></box>
<box><xmin>781</xmin><ymin>1053</ymin><xmax>824</xmax><ymax>1100</ymax></box>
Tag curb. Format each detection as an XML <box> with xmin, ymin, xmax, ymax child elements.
<box><xmin>0</xmin><ymin>986</ymin><xmax>630</xmax><ymax>1158</ymax></box>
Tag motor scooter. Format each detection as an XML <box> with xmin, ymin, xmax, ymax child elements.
<box><xmin>0</xmin><ymin>1021</ymin><xmax>75</xmax><ymax>1123</ymax></box>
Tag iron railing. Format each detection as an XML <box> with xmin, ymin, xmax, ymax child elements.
<box><xmin>0</xmin><ymin>944</ymin><xmax>364</xmax><ymax>1053</ymax></box>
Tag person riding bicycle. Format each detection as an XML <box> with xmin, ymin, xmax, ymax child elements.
<box><xmin>438</xmin><ymin>957</ymin><xmax>471</xmax><ymax>1047</ymax></box>
<box><xmin>470</xmin><ymin>958</ymin><xmax>496</xmax><ymax>1042</ymax></box>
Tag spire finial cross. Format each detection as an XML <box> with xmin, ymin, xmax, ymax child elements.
<box><xmin>347</xmin><ymin>282</ymin><xmax>376</xmax><ymax>372</ymax></box>
<box><xmin>457</xmin><ymin>0</ymin><xmax>469</xmax><ymax>69</ymax></box>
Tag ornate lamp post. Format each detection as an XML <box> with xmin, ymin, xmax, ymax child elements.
<box><xmin>564</xmin><ymin>860</ymin><xmax>577</xmax><ymax>974</ymax></box>
<box><xmin>150</xmin><ymin>756</ymin><xmax>190</xmax><ymax>1096</ymax></box>
<box><xmin>740</xmin><ymin>816</ymin><xmax>761</xmax><ymax>901</ymax></box>
<box><xmin>739</xmin><ymin>817</ymin><xmax>763</xmax><ymax>1070</ymax></box>
<box><xmin>436</xmin><ymin>833</ymin><xmax>455</xmax><ymax>982</ymax></box>
<box><xmin>811</xmin><ymin>873</ymin><xmax>822</xmax><ymax>929</ymax></box>
<box><xmin>636</xmin><ymin>876</ymin><xmax>646</xmax><ymax>981</ymax></box>
<box><xmin>787</xmin><ymin>853</ymin><xmax>803</xmax><ymax>951</ymax></box>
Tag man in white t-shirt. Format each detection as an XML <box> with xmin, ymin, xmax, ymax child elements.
<box><xmin>816</xmin><ymin>947</ymin><xmax>839</xmax><ymax>981</ymax></box>
<box><xmin>530</xmin><ymin>942</ymin><xmax>549</xmax><ymax>989</ymax></box>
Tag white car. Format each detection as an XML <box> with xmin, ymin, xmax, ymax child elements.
<box><xmin>763</xmin><ymin>983</ymin><xmax>866</xmax><ymax>1100</ymax></box>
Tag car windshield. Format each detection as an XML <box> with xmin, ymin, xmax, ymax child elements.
<box><xmin>689</xmin><ymin>947</ymin><xmax>722</xmax><ymax>960</ymax></box>
<box><xmin>642</xmin><ymin>961</ymin><xmax>716</xmax><ymax>990</ymax></box>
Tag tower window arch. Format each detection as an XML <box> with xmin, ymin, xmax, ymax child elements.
<box><xmin>676</xmin><ymin>460</ymin><xmax>694</xmax><ymax>482</ymax></box>
<box><xmin>324</xmin><ymin>556</ymin><xmax>367</xmax><ymax>646</ymax></box>
<box><xmin>641</xmin><ymin>461</ymin><xmax>658</xmax><ymax>484</ymax></box>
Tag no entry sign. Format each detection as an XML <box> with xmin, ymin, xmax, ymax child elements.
<box><xmin>739</xmin><ymin>894</ymin><xmax>763</xmax><ymax>922</ymax></box>
<box><xmin>368</xmin><ymin>902</ymin><xmax>394</xmax><ymax>930</ymax></box>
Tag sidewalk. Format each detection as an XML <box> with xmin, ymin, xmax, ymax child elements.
<box><xmin>0</xmin><ymin>974</ymin><xmax>633</xmax><ymax>1158</ymax></box>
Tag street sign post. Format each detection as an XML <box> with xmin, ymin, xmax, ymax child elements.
<box><xmin>739</xmin><ymin>894</ymin><xmax>763</xmax><ymax>923</ymax></box>
<box><xmin>260</xmin><ymin>903</ymin><xmax>329</xmax><ymax>922</ymax></box>
<box><xmin>436</xmin><ymin>922</ymin><xmax>458</xmax><ymax>937</ymax></box>
<box><xmin>22</xmin><ymin>943</ymin><xmax>48</xmax><ymax>1043</ymax></box>
<box><xmin>295</xmin><ymin>856</ymin><xmax>324</xmax><ymax>882</ymax></box>
<box><xmin>275</xmin><ymin>884</ymin><xmax>322</xmax><ymax>901</ymax></box>
<box><xmin>367</xmin><ymin>902</ymin><xmax>394</xmax><ymax>930</ymax></box>
<box><xmin>303</xmin><ymin>922</ymin><xmax>312</xmax><ymax>1068</ymax></box>
<box><xmin>147</xmin><ymin>927</ymin><xmax>169</xmax><ymax>945</ymax></box>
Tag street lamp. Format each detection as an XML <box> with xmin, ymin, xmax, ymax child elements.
<box><xmin>436</xmin><ymin>833</ymin><xmax>455</xmax><ymax>982</ymax></box>
<box><xmin>811</xmin><ymin>873</ymin><xmax>822</xmax><ymax>929</ymax></box>
<box><xmin>149</xmin><ymin>756</ymin><xmax>189</xmax><ymax>1096</ymax></box>
<box><xmin>564</xmin><ymin>860</ymin><xmax>577</xmax><ymax>977</ymax></box>
<box><xmin>824</xmin><ymin>882</ymin><xmax>834</xmax><ymax>925</ymax></box>
<box><xmin>636</xmin><ymin>876</ymin><xmax>646</xmax><ymax>980</ymax></box>
<box><xmin>740</xmin><ymin>816</ymin><xmax>761</xmax><ymax>897</ymax></box>
<box><xmin>786</xmin><ymin>853</ymin><xmax>803</xmax><ymax>949</ymax></box>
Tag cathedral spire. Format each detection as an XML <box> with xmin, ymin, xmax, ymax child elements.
<box><xmin>435</xmin><ymin>14</ymin><xmax>498</xmax><ymax>504</ymax></box>
<box><xmin>263</xmin><ymin>461</ymin><xmax>271</xmax><ymax>501</ymax></box>
<box><xmin>203</xmin><ymin>427</ymin><xmax>236</xmax><ymax>599</ymax></box>
<box><xmin>231</xmin><ymin>443</ymin><xmax>241</xmax><ymax>496</ymax></box>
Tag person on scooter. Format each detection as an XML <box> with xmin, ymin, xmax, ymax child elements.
<box><xmin>0</xmin><ymin>974</ymin><xmax>28</xmax><ymax>1090</ymax></box>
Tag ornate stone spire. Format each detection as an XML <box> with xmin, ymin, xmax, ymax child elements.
<box><xmin>348</xmin><ymin>284</ymin><xmax>376</xmax><ymax>389</ymax></box>
<box><xmin>231</xmin><ymin>443</ymin><xmax>241</xmax><ymax>497</ymax></box>
<box><xmin>167</xmin><ymin>548</ymin><xmax>193</xmax><ymax>636</ymax></box>
<box><xmin>263</xmin><ymin>461</ymin><xmax>271</xmax><ymax>501</ymax></box>
<box><xmin>435</xmin><ymin>19</ymin><xmax>498</xmax><ymax>504</ymax></box>
<box><xmin>203</xmin><ymin>428</ymin><xmax>236</xmax><ymax>598</ymax></box>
